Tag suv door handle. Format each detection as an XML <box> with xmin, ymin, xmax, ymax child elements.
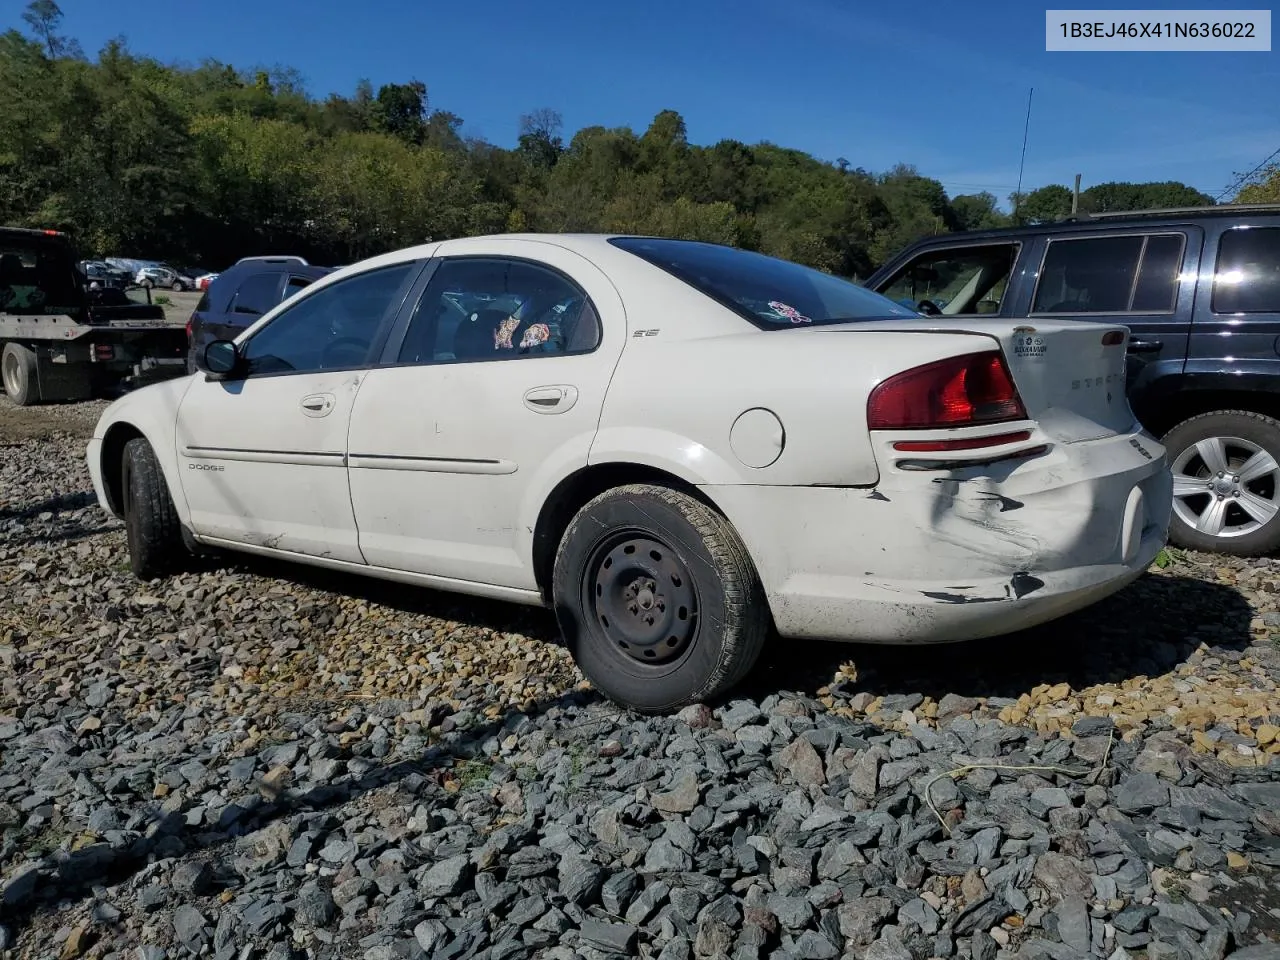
<box><xmin>524</xmin><ymin>385</ymin><xmax>578</xmax><ymax>414</ymax></box>
<box><xmin>1127</xmin><ymin>338</ymin><xmax>1163</xmax><ymax>354</ymax></box>
<box><xmin>300</xmin><ymin>393</ymin><xmax>335</xmax><ymax>417</ymax></box>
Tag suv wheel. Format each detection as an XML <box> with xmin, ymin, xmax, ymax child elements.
<box><xmin>1163</xmin><ymin>410</ymin><xmax>1280</xmax><ymax>556</ymax></box>
<box><xmin>551</xmin><ymin>483</ymin><xmax>770</xmax><ymax>713</ymax></box>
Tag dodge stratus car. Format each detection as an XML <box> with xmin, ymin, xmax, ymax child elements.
<box><xmin>86</xmin><ymin>234</ymin><xmax>1174</xmax><ymax>712</ymax></box>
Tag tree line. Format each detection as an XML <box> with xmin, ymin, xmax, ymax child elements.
<box><xmin>0</xmin><ymin>2</ymin><xmax>1227</xmax><ymax>276</ymax></box>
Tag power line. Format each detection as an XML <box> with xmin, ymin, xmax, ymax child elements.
<box><xmin>1216</xmin><ymin>145</ymin><xmax>1280</xmax><ymax>201</ymax></box>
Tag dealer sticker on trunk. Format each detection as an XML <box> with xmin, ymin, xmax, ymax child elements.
<box><xmin>1012</xmin><ymin>326</ymin><xmax>1047</xmax><ymax>360</ymax></box>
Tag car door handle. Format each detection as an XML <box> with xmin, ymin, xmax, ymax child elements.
<box><xmin>524</xmin><ymin>385</ymin><xmax>578</xmax><ymax>414</ymax></box>
<box><xmin>300</xmin><ymin>393</ymin><xmax>335</xmax><ymax>417</ymax></box>
<box><xmin>1127</xmin><ymin>338</ymin><xmax>1163</xmax><ymax>354</ymax></box>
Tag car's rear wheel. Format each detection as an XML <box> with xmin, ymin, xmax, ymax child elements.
<box><xmin>551</xmin><ymin>483</ymin><xmax>770</xmax><ymax>713</ymax></box>
<box><xmin>121</xmin><ymin>437</ymin><xmax>188</xmax><ymax>579</ymax></box>
<box><xmin>1</xmin><ymin>343</ymin><xmax>39</xmax><ymax>406</ymax></box>
<box><xmin>1163</xmin><ymin>410</ymin><xmax>1280</xmax><ymax>557</ymax></box>
<box><xmin>171</xmin><ymin>280</ymin><xmax>184</xmax><ymax>292</ymax></box>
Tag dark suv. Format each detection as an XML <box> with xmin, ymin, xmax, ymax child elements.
<box><xmin>186</xmin><ymin>258</ymin><xmax>333</xmax><ymax>371</ymax></box>
<box><xmin>865</xmin><ymin>204</ymin><xmax>1280</xmax><ymax>558</ymax></box>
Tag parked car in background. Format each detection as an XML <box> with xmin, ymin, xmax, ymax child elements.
<box><xmin>184</xmin><ymin>257</ymin><xmax>333</xmax><ymax>371</ymax></box>
<box><xmin>88</xmin><ymin>233</ymin><xmax>1171</xmax><ymax>712</ymax></box>
<box><xmin>195</xmin><ymin>272</ymin><xmax>218</xmax><ymax>291</ymax></box>
<box><xmin>865</xmin><ymin>202</ymin><xmax>1280</xmax><ymax>558</ymax></box>
<box><xmin>136</xmin><ymin>264</ymin><xmax>196</xmax><ymax>291</ymax></box>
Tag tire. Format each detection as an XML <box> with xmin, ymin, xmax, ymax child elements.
<box><xmin>171</xmin><ymin>280</ymin><xmax>185</xmax><ymax>292</ymax></box>
<box><xmin>551</xmin><ymin>483</ymin><xmax>770</xmax><ymax>713</ymax></box>
<box><xmin>1</xmin><ymin>343</ymin><xmax>39</xmax><ymax>406</ymax></box>
<box><xmin>121</xmin><ymin>437</ymin><xmax>188</xmax><ymax>579</ymax></box>
<box><xmin>1162</xmin><ymin>409</ymin><xmax>1280</xmax><ymax>557</ymax></box>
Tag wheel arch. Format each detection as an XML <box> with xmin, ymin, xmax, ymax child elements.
<box><xmin>99</xmin><ymin>421</ymin><xmax>147</xmax><ymax>517</ymax></box>
<box><xmin>1135</xmin><ymin>374</ymin><xmax>1280</xmax><ymax>439</ymax></box>
<box><xmin>530</xmin><ymin>461</ymin><xmax>729</xmax><ymax>603</ymax></box>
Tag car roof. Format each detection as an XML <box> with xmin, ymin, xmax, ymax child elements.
<box><xmin>892</xmin><ymin>203</ymin><xmax>1280</xmax><ymax>249</ymax></box>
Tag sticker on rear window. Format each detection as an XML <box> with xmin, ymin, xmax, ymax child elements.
<box><xmin>767</xmin><ymin>301</ymin><xmax>812</xmax><ymax>324</ymax></box>
<box><xmin>520</xmin><ymin>323</ymin><xmax>550</xmax><ymax>349</ymax></box>
<box><xmin>494</xmin><ymin>315</ymin><xmax>519</xmax><ymax>350</ymax></box>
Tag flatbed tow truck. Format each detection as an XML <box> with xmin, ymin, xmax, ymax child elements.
<box><xmin>0</xmin><ymin>227</ymin><xmax>188</xmax><ymax>406</ymax></box>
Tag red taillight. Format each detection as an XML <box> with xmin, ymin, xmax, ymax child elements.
<box><xmin>185</xmin><ymin>317</ymin><xmax>194</xmax><ymax>340</ymax></box>
<box><xmin>867</xmin><ymin>352</ymin><xmax>1027</xmax><ymax>430</ymax></box>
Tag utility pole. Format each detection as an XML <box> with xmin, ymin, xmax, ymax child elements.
<box><xmin>1072</xmin><ymin>173</ymin><xmax>1081</xmax><ymax>215</ymax></box>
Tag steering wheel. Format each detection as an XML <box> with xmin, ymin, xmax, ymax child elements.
<box><xmin>916</xmin><ymin>299</ymin><xmax>943</xmax><ymax>316</ymax></box>
<box><xmin>319</xmin><ymin>336</ymin><xmax>369</xmax><ymax>369</ymax></box>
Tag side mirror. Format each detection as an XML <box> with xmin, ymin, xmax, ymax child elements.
<box><xmin>200</xmin><ymin>340</ymin><xmax>241</xmax><ymax>379</ymax></box>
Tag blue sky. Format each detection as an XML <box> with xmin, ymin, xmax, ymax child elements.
<box><xmin>22</xmin><ymin>0</ymin><xmax>1280</xmax><ymax>205</ymax></box>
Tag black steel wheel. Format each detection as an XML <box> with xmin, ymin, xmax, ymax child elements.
<box><xmin>584</xmin><ymin>531</ymin><xmax>699</xmax><ymax>666</ymax></box>
<box><xmin>552</xmin><ymin>483</ymin><xmax>770</xmax><ymax>713</ymax></box>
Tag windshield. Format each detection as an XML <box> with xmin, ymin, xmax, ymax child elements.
<box><xmin>0</xmin><ymin>236</ymin><xmax>84</xmax><ymax>317</ymax></box>
<box><xmin>608</xmin><ymin>236</ymin><xmax>920</xmax><ymax>328</ymax></box>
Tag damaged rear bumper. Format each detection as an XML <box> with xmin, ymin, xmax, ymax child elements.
<box><xmin>702</xmin><ymin>427</ymin><xmax>1173</xmax><ymax>643</ymax></box>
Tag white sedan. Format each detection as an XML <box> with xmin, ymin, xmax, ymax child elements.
<box><xmin>85</xmin><ymin>234</ymin><xmax>1173</xmax><ymax>712</ymax></box>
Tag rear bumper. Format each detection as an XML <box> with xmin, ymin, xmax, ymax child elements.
<box><xmin>702</xmin><ymin>427</ymin><xmax>1172</xmax><ymax>643</ymax></box>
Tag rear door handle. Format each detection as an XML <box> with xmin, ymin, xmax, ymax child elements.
<box><xmin>1128</xmin><ymin>338</ymin><xmax>1163</xmax><ymax>354</ymax></box>
<box><xmin>300</xmin><ymin>393</ymin><xmax>335</xmax><ymax>417</ymax></box>
<box><xmin>523</xmin><ymin>385</ymin><xmax>578</xmax><ymax>414</ymax></box>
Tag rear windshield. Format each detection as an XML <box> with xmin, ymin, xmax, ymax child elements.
<box><xmin>0</xmin><ymin>236</ymin><xmax>83</xmax><ymax>317</ymax></box>
<box><xmin>608</xmin><ymin>237</ymin><xmax>919</xmax><ymax>328</ymax></box>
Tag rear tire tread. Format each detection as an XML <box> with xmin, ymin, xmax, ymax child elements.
<box><xmin>553</xmin><ymin>483</ymin><xmax>770</xmax><ymax>713</ymax></box>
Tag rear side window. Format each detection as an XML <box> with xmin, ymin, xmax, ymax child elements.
<box><xmin>609</xmin><ymin>236</ymin><xmax>918</xmax><ymax>328</ymax></box>
<box><xmin>230</xmin><ymin>273</ymin><xmax>282</xmax><ymax>316</ymax></box>
<box><xmin>1213</xmin><ymin>227</ymin><xmax>1280</xmax><ymax>314</ymax></box>
<box><xmin>1032</xmin><ymin>233</ymin><xmax>1185</xmax><ymax>314</ymax></box>
<box><xmin>395</xmin><ymin>257</ymin><xmax>601</xmax><ymax>365</ymax></box>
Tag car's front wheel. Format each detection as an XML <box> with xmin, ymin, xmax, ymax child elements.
<box><xmin>1163</xmin><ymin>409</ymin><xmax>1280</xmax><ymax>557</ymax></box>
<box><xmin>551</xmin><ymin>483</ymin><xmax>770</xmax><ymax>713</ymax></box>
<box><xmin>171</xmin><ymin>280</ymin><xmax>185</xmax><ymax>292</ymax></box>
<box><xmin>121</xmin><ymin>437</ymin><xmax>189</xmax><ymax>579</ymax></box>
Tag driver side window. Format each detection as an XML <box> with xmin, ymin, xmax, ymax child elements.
<box><xmin>241</xmin><ymin>263</ymin><xmax>417</xmax><ymax>377</ymax></box>
<box><xmin>878</xmin><ymin>243</ymin><xmax>1019</xmax><ymax>316</ymax></box>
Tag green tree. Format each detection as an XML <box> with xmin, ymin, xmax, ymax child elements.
<box><xmin>1012</xmin><ymin>184</ymin><xmax>1073</xmax><ymax>225</ymax></box>
<box><xmin>950</xmin><ymin>192</ymin><xmax>1008</xmax><ymax>231</ymax></box>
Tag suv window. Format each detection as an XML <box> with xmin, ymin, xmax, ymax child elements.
<box><xmin>241</xmin><ymin>263</ymin><xmax>416</xmax><ymax>376</ymax></box>
<box><xmin>877</xmin><ymin>243</ymin><xmax>1017</xmax><ymax>316</ymax></box>
<box><xmin>285</xmin><ymin>275</ymin><xmax>313</xmax><ymax>298</ymax></box>
<box><xmin>231</xmin><ymin>273</ymin><xmax>282</xmax><ymax>316</ymax></box>
<box><xmin>396</xmin><ymin>257</ymin><xmax>601</xmax><ymax>364</ymax></box>
<box><xmin>1213</xmin><ymin>227</ymin><xmax>1280</xmax><ymax>314</ymax></box>
<box><xmin>1032</xmin><ymin>233</ymin><xmax>1184</xmax><ymax>314</ymax></box>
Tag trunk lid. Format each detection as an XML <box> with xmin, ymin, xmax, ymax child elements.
<box><xmin>815</xmin><ymin>317</ymin><xmax>1137</xmax><ymax>443</ymax></box>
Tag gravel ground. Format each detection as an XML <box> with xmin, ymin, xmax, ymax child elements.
<box><xmin>1</xmin><ymin>395</ymin><xmax>1278</xmax><ymax>960</ymax></box>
